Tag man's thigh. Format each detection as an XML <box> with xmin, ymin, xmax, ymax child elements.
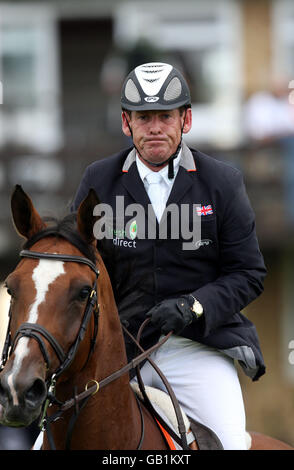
<box><xmin>132</xmin><ymin>335</ymin><xmax>247</xmax><ymax>450</ymax></box>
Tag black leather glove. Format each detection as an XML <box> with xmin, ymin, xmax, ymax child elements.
<box><xmin>146</xmin><ymin>296</ymin><xmax>196</xmax><ymax>335</ymax></box>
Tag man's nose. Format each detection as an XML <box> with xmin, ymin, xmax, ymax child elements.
<box><xmin>149</xmin><ymin>116</ymin><xmax>162</xmax><ymax>133</ymax></box>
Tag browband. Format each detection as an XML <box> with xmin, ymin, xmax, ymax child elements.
<box><xmin>19</xmin><ymin>249</ymin><xmax>99</xmax><ymax>277</ymax></box>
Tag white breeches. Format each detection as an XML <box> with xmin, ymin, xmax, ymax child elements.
<box><xmin>131</xmin><ymin>334</ymin><xmax>247</xmax><ymax>450</ymax></box>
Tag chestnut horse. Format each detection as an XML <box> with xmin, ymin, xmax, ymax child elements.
<box><xmin>0</xmin><ymin>185</ymin><xmax>292</xmax><ymax>450</ymax></box>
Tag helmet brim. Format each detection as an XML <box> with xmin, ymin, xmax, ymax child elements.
<box><xmin>121</xmin><ymin>100</ymin><xmax>191</xmax><ymax>112</ymax></box>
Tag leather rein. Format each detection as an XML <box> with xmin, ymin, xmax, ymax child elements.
<box><xmin>0</xmin><ymin>249</ymin><xmax>189</xmax><ymax>450</ymax></box>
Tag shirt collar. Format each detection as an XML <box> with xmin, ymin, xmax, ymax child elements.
<box><xmin>136</xmin><ymin>149</ymin><xmax>182</xmax><ymax>185</ymax></box>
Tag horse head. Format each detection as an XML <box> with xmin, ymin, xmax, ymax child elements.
<box><xmin>0</xmin><ymin>185</ymin><xmax>103</xmax><ymax>428</ymax></box>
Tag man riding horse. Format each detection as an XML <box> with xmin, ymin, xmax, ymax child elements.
<box><xmin>72</xmin><ymin>62</ymin><xmax>267</xmax><ymax>450</ymax></box>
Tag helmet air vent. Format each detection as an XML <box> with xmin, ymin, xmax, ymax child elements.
<box><xmin>125</xmin><ymin>78</ymin><xmax>141</xmax><ymax>103</ymax></box>
<box><xmin>164</xmin><ymin>77</ymin><xmax>182</xmax><ymax>102</ymax></box>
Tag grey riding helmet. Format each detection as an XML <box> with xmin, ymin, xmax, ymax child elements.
<box><xmin>121</xmin><ymin>62</ymin><xmax>191</xmax><ymax>111</ymax></box>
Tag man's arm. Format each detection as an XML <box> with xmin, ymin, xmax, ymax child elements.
<box><xmin>193</xmin><ymin>170</ymin><xmax>266</xmax><ymax>337</ymax></box>
<box><xmin>147</xmin><ymin>169</ymin><xmax>266</xmax><ymax>337</ymax></box>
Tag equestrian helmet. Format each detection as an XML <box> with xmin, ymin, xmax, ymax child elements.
<box><xmin>121</xmin><ymin>62</ymin><xmax>191</xmax><ymax>111</ymax></box>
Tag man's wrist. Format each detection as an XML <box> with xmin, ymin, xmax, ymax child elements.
<box><xmin>187</xmin><ymin>294</ymin><xmax>204</xmax><ymax>319</ymax></box>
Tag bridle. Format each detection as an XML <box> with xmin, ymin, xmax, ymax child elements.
<box><xmin>0</xmin><ymin>248</ymin><xmax>189</xmax><ymax>450</ymax></box>
<box><xmin>1</xmin><ymin>249</ymin><xmax>100</xmax><ymax>379</ymax></box>
<box><xmin>0</xmin><ymin>248</ymin><xmax>101</xmax><ymax>448</ymax></box>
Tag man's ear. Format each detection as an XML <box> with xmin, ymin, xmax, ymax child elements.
<box><xmin>182</xmin><ymin>107</ymin><xmax>192</xmax><ymax>134</ymax></box>
<box><xmin>121</xmin><ymin>111</ymin><xmax>132</xmax><ymax>137</ymax></box>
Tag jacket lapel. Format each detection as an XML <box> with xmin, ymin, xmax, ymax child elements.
<box><xmin>121</xmin><ymin>160</ymin><xmax>150</xmax><ymax>207</ymax></box>
<box><xmin>166</xmin><ymin>166</ymin><xmax>196</xmax><ymax>206</ymax></box>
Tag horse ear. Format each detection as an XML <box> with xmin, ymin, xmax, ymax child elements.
<box><xmin>11</xmin><ymin>185</ymin><xmax>47</xmax><ymax>239</ymax></box>
<box><xmin>77</xmin><ymin>188</ymin><xmax>100</xmax><ymax>245</ymax></box>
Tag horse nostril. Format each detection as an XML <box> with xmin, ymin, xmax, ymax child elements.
<box><xmin>24</xmin><ymin>378</ymin><xmax>47</xmax><ymax>407</ymax></box>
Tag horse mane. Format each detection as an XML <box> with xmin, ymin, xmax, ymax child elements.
<box><xmin>23</xmin><ymin>213</ymin><xmax>97</xmax><ymax>265</ymax></box>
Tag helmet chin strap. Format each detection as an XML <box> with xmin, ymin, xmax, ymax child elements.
<box><xmin>123</xmin><ymin>109</ymin><xmax>187</xmax><ymax>179</ymax></box>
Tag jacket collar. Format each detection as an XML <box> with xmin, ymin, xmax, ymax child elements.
<box><xmin>121</xmin><ymin>142</ymin><xmax>197</xmax><ymax>217</ymax></box>
<box><xmin>122</xmin><ymin>141</ymin><xmax>197</xmax><ymax>173</ymax></box>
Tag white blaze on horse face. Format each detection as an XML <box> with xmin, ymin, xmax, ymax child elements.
<box><xmin>7</xmin><ymin>259</ymin><xmax>65</xmax><ymax>405</ymax></box>
<box><xmin>30</xmin><ymin>259</ymin><xmax>65</xmax><ymax>323</ymax></box>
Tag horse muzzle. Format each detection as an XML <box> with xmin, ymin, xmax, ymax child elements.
<box><xmin>0</xmin><ymin>370</ymin><xmax>47</xmax><ymax>427</ymax></box>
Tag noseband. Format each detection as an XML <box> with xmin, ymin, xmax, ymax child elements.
<box><xmin>0</xmin><ymin>249</ymin><xmax>100</xmax><ymax>379</ymax></box>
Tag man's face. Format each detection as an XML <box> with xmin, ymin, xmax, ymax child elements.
<box><xmin>122</xmin><ymin>108</ymin><xmax>192</xmax><ymax>168</ymax></box>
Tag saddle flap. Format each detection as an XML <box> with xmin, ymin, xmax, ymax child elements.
<box><xmin>131</xmin><ymin>383</ymin><xmax>224</xmax><ymax>450</ymax></box>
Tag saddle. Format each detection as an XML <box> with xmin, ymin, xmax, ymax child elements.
<box><xmin>131</xmin><ymin>383</ymin><xmax>224</xmax><ymax>450</ymax></box>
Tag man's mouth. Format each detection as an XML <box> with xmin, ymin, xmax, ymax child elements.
<box><xmin>144</xmin><ymin>138</ymin><xmax>167</xmax><ymax>144</ymax></box>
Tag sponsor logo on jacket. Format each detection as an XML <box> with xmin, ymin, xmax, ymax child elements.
<box><xmin>93</xmin><ymin>196</ymin><xmax>209</xmax><ymax>251</ymax></box>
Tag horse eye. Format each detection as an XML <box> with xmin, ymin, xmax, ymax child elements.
<box><xmin>5</xmin><ymin>283</ymin><xmax>12</xmax><ymax>297</ymax></box>
<box><xmin>78</xmin><ymin>286</ymin><xmax>91</xmax><ymax>301</ymax></box>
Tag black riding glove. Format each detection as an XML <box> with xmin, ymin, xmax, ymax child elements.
<box><xmin>146</xmin><ymin>296</ymin><xmax>197</xmax><ymax>335</ymax></box>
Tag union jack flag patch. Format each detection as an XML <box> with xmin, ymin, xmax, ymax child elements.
<box><xmin>196</xmin><ymin>205</ymin><xmax>213</xmax><ymax>216</ymax></box>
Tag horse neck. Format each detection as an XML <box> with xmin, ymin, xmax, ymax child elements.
<box><xmin>48</xmin><ymin>265</ymin><xmax>142</xmax><ymax>450</ymax></box>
